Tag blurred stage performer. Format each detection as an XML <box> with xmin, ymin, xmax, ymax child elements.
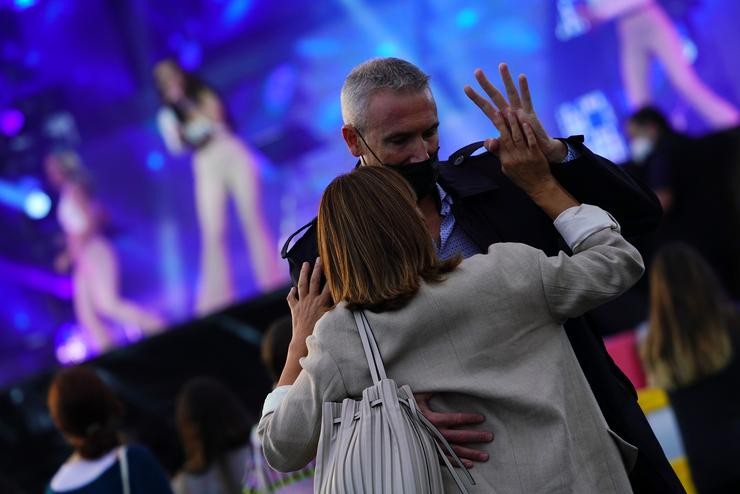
<box><xmin>154</xmin><ymin>59</ymin><xmax>281</xmax><ymax>315</ymax></box>
<box><xmin>46</xmin><ymin>151</ymin><xmax>163</xmax><ymax>352</ymax></box>
<box><xmin>584</xmin><ymin>0</ymin><xmax>739</xmax><ymax>128</ymax></box>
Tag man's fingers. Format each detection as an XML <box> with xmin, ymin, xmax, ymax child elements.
<box><xmin>445</xmin><ymin>456</ymin><xmax>475</xmax><ymax>469</ymax></box>
<box><xmin>464</xmin><ymin>85</ymin><xmax>497</xmax><ymax>121</ymax></box>
<box><xmin>518</xmin><ymin>74</ymin><xmax>534</xmax><ymax>113</ymax></box>
<box><xmin>499</xmin><ymin>63</ymin><xmax>522</xmax><ymax>109</ymax></box>
<box><xmin>439</xmin><ymin>428</ymin><xmax>494</xmax><ymax>444</ymax></box>
<box><xmin>424</xmin><ymin>411</ymin><xmax>485</xmax><ymax>428</ymax></box>
<box><xmin>297</xmin><ymin>262</ymin><xmax>310</xmax><ymax>298</ymax></box>
<box><xmin>474</xmin><ymin>68</ymin><xmax>509</xmax><ymax>110</ymax></box>
<box><xmin>484</xmin><ymin>137</ymin><xmax>500</xmax><ymax>154</ymax></box>
<box><xmin>450</xmin><ymin>444</ymin><xmax>490</xmax><ymax>463</ymax></box>
<box><xmin>491</xmin><ymin>110</ymin><xmax>511</xmax><ymax>145</ymax></box>
<box><xmin>505</xmin><ymin>111</ymin><xmax>524</xmax><ymax>145</ymax></box>
<box><xmin>522</xmin><ymin>121</ymin><xmax>538</xmax><ymax>149</ymax></box>
<box><xmin>309</xmin><ymin>257</ymin><xmax>322</xmax><ymax>293</ymax></box>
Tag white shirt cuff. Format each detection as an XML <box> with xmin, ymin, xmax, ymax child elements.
<box><xmin>553</xmin><ymin>204</ymin><xmax>620</xmax><ymax>250</ymax></box>
<box><xmin>261</xmin><ymin>385</ymin><xmax>292</xmax><ymax>418</ymax></box>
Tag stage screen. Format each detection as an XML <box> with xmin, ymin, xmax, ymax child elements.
<box><xmin>1</xmin><ymin>0</ymin><xmax>739</xmax><ymax>387</ymax></box>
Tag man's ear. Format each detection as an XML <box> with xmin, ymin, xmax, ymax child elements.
<box><xmin>342</xmin><ymin>125</ymin><xmax>363</xmax><ymax>157</ymax></box>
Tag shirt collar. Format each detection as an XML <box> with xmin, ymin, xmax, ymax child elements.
<box><xmin>436</xmin><ymin>183</ymin><xmax>453</xmax><ymax>216</ymax></box>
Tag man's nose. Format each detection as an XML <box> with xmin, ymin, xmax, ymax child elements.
<box><xmin>408</xmin><ymin>137</ymin><xmax>431</xmax><ymax>163</ymax></box>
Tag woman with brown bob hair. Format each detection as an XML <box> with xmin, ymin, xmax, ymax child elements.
<box><xmin>259</xmin><ymin>118</ymin><xmax>645</xmax><ymax>492</ymax></box>
<box><xmin>46</xmin><ymin>366</ymin><xmax>172</xmax><ymax>494</ymax></box>
<box><xmin>318</xmin><ymin>163</ymin><xmax>461</xmax><ymax>312</ymax></box>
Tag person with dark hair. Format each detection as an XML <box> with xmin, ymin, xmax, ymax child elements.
<box><xmin>241</xmin><ymin>317</ymin><xmax>315</xmax><ymax>493</ymax></box>
<box><xmin>45</xmin><ymin>152</ymin><xmax>163</xmax><ymax>352</ymax></box>
<box><xmin>640</xmin><ymin>243</ymin><xmax>740</xmax><ymax>493</ymax></box>
<box><xmin>260</xmin><ymin>316</ymin><xmax>293</xmax><ymax>384</ymax></box>
<box><xmin>46</xmin><ymin>366</ymin><xmax>172</xmax><ymax>494</ymax></box>
<box><xmin>171</xmin><ymin>377</ymin><xmax>252</xmax><ymax>494</ymax></box>
<box><xmin>626</xmin><ymin>106</ymin><xmax>740</xmax><ymax>296</ymax></box>
<box><xmin>261</xmin><ymin>126</ymin><xmax>645</xmax><ymax>492</ymax></box>
<box><xmin>154</xmin><ymin>59</ymin><xmax>282</xmax><ymax>314</ymax></box>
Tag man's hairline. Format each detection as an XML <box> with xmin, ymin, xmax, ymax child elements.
<box><xmin>345</xmin><ymin>86</ymin><xmax>437</xmax><ymax>133</ymax></box>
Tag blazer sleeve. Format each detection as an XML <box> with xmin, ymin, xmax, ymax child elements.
<box><xmin>550</xmin><ymin>136</ymin><xmax>662</xmax><ymax>241</ymax></box>
<box><xmin>257</xmin><ymin>328</ymin><xmax>348</xmax><ymax>472</ymax></box>
<box><xmin>537</xmin><ymin>224</ymin><xmax>645</xmax><ymax>321</ymax></box>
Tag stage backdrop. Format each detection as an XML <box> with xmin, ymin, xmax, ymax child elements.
<box><xmin>1</xmin><ymin>0</ymin><xmax>739</xmax><ymax>387</ymax></box>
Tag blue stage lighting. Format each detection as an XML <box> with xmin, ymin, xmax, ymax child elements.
<box><xmin>147</xmin><ymin>150</ymin><xmax>165</xmax><ymax>171</ymax></box>
<box><xmin>456</xmin><ymin>8</ymin><xmax>479</xmax><ymax>29</ymax></box>
<box><xmin>13</xmin><ymin>0</ymin><xmax>37</xmax><ymax>10</ymax></box>
<box><xmin>375</xmin><ymin>41</ymin><xmax>398</xmax><ymax>57</ymax></box>
<box><xmin>0</xmin><ymin>179</ymin><xmax>52</xmax><ymax>219</ymax></box>
<box><xmin>24</xmin><ymin>189</ymin><xmax>52</xmax><ymax>219</ymax></box>
<box><xmin>223</xmin><ymin>0</ymin><xmax>253</xmax><ymax>26</ymax></box>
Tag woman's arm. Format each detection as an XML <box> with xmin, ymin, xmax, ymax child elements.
<box><xmin>537</xmin><ymin>204</ymin><xmax>645</xmax><ymax>320</ymax></box>
<box><xmin>258</xmin><ymin>330</ymin><xmax>347</xmax><ymax>472</ymax></box>
<box><xmin>258</xmin><ymin>258</ymin><xmax>336</xmax><ymax>472</ymax></box>
<box><xmin>279</xmin><ymin>258</ymin><xmax>333</xmax><ymax>386</ymax></box>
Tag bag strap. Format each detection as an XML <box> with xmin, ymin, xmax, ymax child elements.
<box><xmin>353</xmin><ymin>311</ymin><xmax>387</xmax><ymax>384</ymax></box>
<box><xmin>353</xmin><ymin>311</ymin><xmax>475</xmax><ymax>492</ymax></box>
<box><xmin>118</xmin><ymin>446</ymin><xmax>131</xmax><ymax>494</ymax></box>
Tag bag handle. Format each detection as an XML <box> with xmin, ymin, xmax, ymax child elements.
<box><xmin>353</xmin><ymin>311</ymin><xmax>475</xmax><ymax>492</ymax></box>
<box><xmin>118</xmin><ymin>446</ymin><xmax>131</xmax><ymax>494</ymax></box>
<box><xmin>353</xmin><ymin>311</ymin><xmax>388</xmax><ymax>384</ymax></box>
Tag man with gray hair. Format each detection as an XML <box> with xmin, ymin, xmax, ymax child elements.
<box><xmin>283</xmin><ymin>58</ymin><xmax>683</xmax><ymax>493</ymax></box>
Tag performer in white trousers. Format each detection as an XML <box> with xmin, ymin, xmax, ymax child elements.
<box><xmin>154</xmin><ymin>59</ymin><xmax>282</xmax><ymax>315</ymax></box>
<box><xmin>586</xmin><ymin>0</ymin><xmax>739</xmax><ymax>128</ymax></box>
<box><xmin>46</xmin><ymin>152</ymin><xmax>163</xmax><ymax>352</ymax></box>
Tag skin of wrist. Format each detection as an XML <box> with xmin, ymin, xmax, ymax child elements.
<box><xmin>545</xmin><ymin>139</ymin><xmax>568</xmax><ymax>163</ymax></box>
<box><xmin>527</xmin><ymin>178</ymin><xmax>579</xmax><ymax>218</ymax></box>
<box><xmin>288</xmin><ymin>338</ymin><xmax>309</xmax><ymax>357</ymax></box>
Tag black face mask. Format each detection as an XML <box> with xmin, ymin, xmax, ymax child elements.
<box><xmin>386</xmin><ymin>153</ymin><xmax>440</xmax><ymax>200</ymax></box>
<box><xmin>356</xmin><ymin>130</ymin><xmax>440</xmax><ymax>200</ymax></box>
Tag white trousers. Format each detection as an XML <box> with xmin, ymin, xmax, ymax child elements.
<box><xmin>73</xmin><ymin>236</ymin><xmax>162</xmax><ymax>351</ymax></box>
<box><xmin>193</xmin><ymin>133</ymin><xmax>281</xmax><ymax>315</ymax></box>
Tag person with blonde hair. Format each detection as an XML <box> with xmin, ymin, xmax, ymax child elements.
<box><xmin>641</xmin><ymin>242</ymin><xmax>740</xmax><ymax>493</ymax></box>
<box><xmin>46</xmin><ymin>151</ymin><xmax>163</xmax><ymax>352</ymax></box>
<box><xmin>260</xmin><ymin>110</ymin><xmax>645</xmax><ymax>492</ymax></box>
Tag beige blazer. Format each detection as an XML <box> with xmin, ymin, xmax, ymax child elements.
<box><xmin>259</xmin><ymin>224</ymin><xmax>643</xmax><ymax>493</ymax></box>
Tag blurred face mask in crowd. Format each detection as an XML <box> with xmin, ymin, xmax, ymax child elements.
<box><xmin>629</xmin><ymin>136</ymin><xmax>655</xmax><ymax>164</ymax></box>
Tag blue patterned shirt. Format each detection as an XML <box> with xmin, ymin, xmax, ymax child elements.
<box><xmin>434</xmin><ymin>184</ymin><xmax>482</xmax><ymax>260</ymax></box>
<box><xmin>434</xmin><ymin>141</ymin><xmax>579</xmax><ymax>261</ymax></box>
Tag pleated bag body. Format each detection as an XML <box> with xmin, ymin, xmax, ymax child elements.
<box><xmin>314</xmin><ymin>311</ymin><xmax>475</xmax><ymax>493</ymax></box>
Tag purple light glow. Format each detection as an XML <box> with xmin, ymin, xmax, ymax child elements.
<box><xmin>0</xmin><ymin>109</ymin><xmax>25</xmax><ymax>137</ymax></box>
<box><xmin>54</xmin><ymin>323</ymin><xmax>96</xmax><ymax>365</ymax></box>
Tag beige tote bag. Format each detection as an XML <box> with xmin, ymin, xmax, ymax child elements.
<box><xmin>314</xmin><ymin>310</ymin><xmax>475</xmax><ymax>493</ymax></box>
